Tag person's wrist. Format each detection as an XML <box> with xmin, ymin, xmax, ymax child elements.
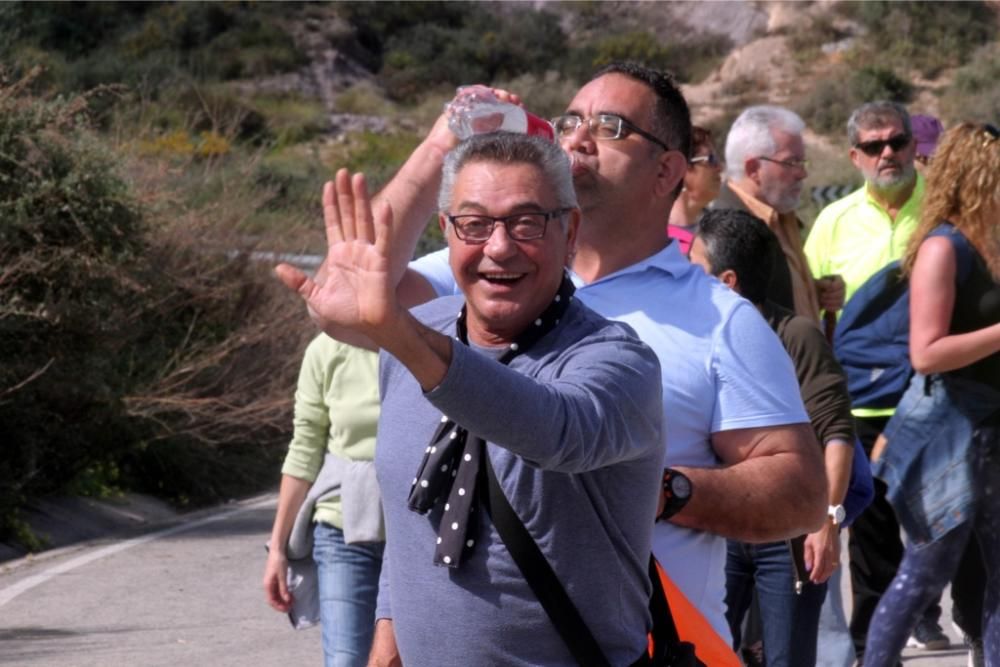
<box><xmin>656</xmin><ymin>467</ymin><xmax>692</xmax><ymax>521</ymax></box>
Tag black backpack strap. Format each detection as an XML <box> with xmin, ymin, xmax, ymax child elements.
<box><xmin>481</xmin><ymin>453</ymin><xmax>612</xmax><ymax>667</ymax></box>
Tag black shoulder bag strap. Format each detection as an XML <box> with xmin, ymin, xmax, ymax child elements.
<box><xmin>483</xmin><ymin>453</ymin><xmax>701</xmax><ymax>667</ymax></box>
<box><xmin>647</xmin><ymin>555</ymin><xmax>702</xmax><ymax>667</ymax></box>
<box><xmin>481</xmin><ymin>452</ymin><xmax>612</xmax><ymax>667</ymax></box>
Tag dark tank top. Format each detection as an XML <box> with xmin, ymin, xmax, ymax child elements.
<box><xmin>930</xmin><ymin>223</ymin><xmax>1000</xmax><ymax>390</ymax></box>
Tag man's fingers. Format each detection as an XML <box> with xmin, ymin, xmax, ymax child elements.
<box><xmin>275</xmin><ymin>263</ymin><xmax>312</xmax><ymax>296</ymax></box>
<box><xmin>335</xmin><ymin>168</ymin><xmax>356</xmax><ymax>242</ymax></box>
<box><xmin>323</xmin><ymin>180</ymin><xmax>345</xmax><ymax>246</ymax></box>
<box><xmin>491</xmin><ymin>87</ymin><xmax>521</xmax><ymax>106</ymax></box>
<box><xmin>373</xmin><ymin>200</ymin><xmax>393</xmax><ymax>259</ymax></box>
<box><xmin>353</xmin><ymin>172</ymin><xmax>375</xmax><ymax>244</ymax></box>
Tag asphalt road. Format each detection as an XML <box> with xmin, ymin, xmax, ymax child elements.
<box><xmin>0</xmin><ymin>494</ymin><xmax>975</xmax><ymax>666</ymax></box>
<box><xmin>0</xmin><ymin>495</ymin><xmax>318</xmax><ymax>667</ymax></box>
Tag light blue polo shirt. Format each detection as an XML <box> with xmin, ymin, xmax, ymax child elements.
<box><xmin>409</xmin><ymin>241</ymin><xmax>808</xmax><ymax>642</ymax></box>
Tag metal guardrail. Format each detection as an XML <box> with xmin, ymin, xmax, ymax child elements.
<box><xmin>228</xmin><ymin>250</ymin><xmax>324</xmax><ymax>274</ymax></box>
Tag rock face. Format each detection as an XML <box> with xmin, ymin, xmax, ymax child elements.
<box><xmin>666</xmin><ymin>0</ymin><xmax>770</xmax><ymax>46</ymax></box>
<box><xmin>715</xmin><ymin>35</ymin><xmax>797</xmax><ymax>101</ymax></box>
<box><xmin>231</xmin><ymin>9</ymin><xmax>385</xmax><ymax>137</ymax></box>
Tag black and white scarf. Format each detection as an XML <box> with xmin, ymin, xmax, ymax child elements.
<box><xmin>406</xmin><ymin>274</ymin><xmax>576</xmax><ymax>568</ymax></box>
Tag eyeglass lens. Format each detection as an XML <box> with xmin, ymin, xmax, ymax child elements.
<box><xmin>553</xmin><ymin>114</ymin><xmax>622</xmax><ymax>140</ymax></box>
<box><xmin>450</xmin><ymin>212</ymin><xmax>556</xmax><ymax>242</ymax></box>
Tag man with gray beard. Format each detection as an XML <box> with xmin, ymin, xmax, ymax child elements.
<box><xmin>804</xmin><ymin>101</ymin><xmax>950</xmax><ymax>662</ymax></box>
<box><xmin>713</xmin><ymin>106</ymin><xmax>844</xmax><ymax>324</ymax></box>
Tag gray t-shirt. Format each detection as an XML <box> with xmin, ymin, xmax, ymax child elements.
<box><xmin>375</xmin><ymin>294</ymin><xmax>664</xmax><ymax>666</ymax></box>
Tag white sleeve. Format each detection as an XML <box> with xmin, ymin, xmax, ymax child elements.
<box><xmin>408</xmin><ymin>248</ymin><xmax>460</xmax><ymax>297</ymax></box>
<box><xmin>711</xmin><ymin>300</ymin><xmax>809</xmax><ymax>432</ymax></box>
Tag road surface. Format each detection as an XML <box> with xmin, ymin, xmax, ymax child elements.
<box><xmin>0</xmin><ymin>494</ymin><xmax>974</xmax><ymax>666</ymax></box>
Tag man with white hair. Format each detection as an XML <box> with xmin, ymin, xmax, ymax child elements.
<box><xmin>277</xmin><ymin>132</ymin><xmax>666</xmax><ymax>665</ymax></box>
<box><xmin>714</xmin><ymin>106</ymin><xmax>844</xmax><ymax>322</ymax></box>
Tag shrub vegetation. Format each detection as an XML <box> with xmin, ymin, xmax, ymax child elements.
<box><xmin>0</xmin><ymin>70</ymin><xmax>309</xmax><ymax>547</ymax></box>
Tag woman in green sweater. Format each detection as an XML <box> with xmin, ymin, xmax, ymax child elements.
<box><xmin>263</xmin><ymin>335</ymin><xmax>384</xmax><ymax>667</ymax></box>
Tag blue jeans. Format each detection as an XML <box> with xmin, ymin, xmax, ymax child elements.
<box><xmin>313</xmin><ymin>522</ymin><xmax>385</xmax><ymax>667</ymax></box>
<box><xmin>725</xmin><ymin>539</ymin><xmax>827</xmax><ymax>667</ymax></box>
<box><xmin>816</xmin><ymin>566</ymin><xmax>855</xmax><ymax>667</ymax></box>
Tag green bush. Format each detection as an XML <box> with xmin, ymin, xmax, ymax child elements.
<box><xmin>839</xmin><ymin>1</ymin><xmax>995</xmax><ymax>78</ymax></box>
<box><xmin>334</xmin><ymin>81</ymin><xmax>393</xmax><ymax>116</ymax></box>
<box><xmin>581</xmin><ymin>30</ymin><xmax>730</xmax><ymax>84</ymax></box>
<box><xmin>0</xmin><ymin>74</ymin><xmax>149</xmax><ymax>538</ymax></box>
<box><xmin>374</xmin><ymin>6</ymin><xmax>567</xmax><ymax>103</ymax></box>
<box><xmin>331</xmin><ymin>130</ymin><xmax>423</xmax><ymax>193</ymax></box>
<box><xmin>3</xmin><ymin>2</ymin><xmax>306</xmax><ymax>96</ymax></box>
<box><xmin>942</xmin><ymin>44</ymin><xmax>1000</xmax><ymax>124</ymax></box>
<box><xmin>491</xmin><ymin>72</ymin><xmax>581</xmax><ymax>121</ymax></box>
<box><xmin>0</xmin><ymin>73</ymin><xmax>307</xmax><ymax>547</ymax></box>
<box><xmin>848</xmin><ymin>67</ymin><xmax>913</xmax><ymax>106</ymax></box>
<box><xmin>797</xmin><ymin>66</ymin><xmax>913</xmax><ymax>136</ymax></box>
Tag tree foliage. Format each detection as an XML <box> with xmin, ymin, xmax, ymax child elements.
<box><xmin>840</xmin><ymin>1</ymin><xmax>995</xmax><ymax>78</ymax></box>
<box><xmin>0</xmin><ymin>71</ymin><xmax>306</xmax><ymax>546</ymax></box>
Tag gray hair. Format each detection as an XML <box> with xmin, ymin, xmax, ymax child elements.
<box><xmin>438</xmin><ymin>133</ymin><xmax>578</xmax><ymax>214</ymax></box>
<box><xmin>724</xmin><ymin>106</ymin><xmax>806</xmax><ymax>180</ymax></box>
<box><xmin>847</xmin><ymin>101</ymin><xmax>912</xmax><ymax>146</ymax></box>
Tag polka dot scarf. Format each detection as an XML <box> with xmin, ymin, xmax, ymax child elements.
<box><xmin>406</xmin><ymin>274</ymin><xmax>576</xmax><ymax>568</ymax></box>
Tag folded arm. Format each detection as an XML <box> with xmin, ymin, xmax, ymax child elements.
<box><xmin>671</xmin><ymin>422</ymin><xmax>827</xmax><ymax>542</ymax></box>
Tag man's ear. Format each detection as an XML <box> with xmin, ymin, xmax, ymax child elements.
<box><xmin>654</xmin><ymin>150</ymin><xmax>690</xmax><ymax>199</ymax></box>
<box><xmin>438</xmin><ymin>214</ymin><xmax>448</xmax><ymax>234</ymax></box>
<box><xmin>745</xmin><ymin>157</ymin><xmax>762</xmax><ymax>186</ymax></box>
<box><xmin>848</xmin><ymin>147</ymin><xmax>862</xmax><ymax>171</ymax></box>
<box><xmin>563</xmin><ymin>208</ymin><xmax>581</xmax><ymax>267</ymax></box>
<box><xmin>717</xmin><ymin>268</ymin><xmax>740</xmax><ymax>293</ymax></box>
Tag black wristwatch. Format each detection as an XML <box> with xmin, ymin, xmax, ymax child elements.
<box><xmin>656</xmin><ymin>467</ymin><xmax>692</xmax><ymax>521</ymax></box>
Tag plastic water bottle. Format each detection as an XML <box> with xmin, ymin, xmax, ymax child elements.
<box><xmin>446</xmin><ymin>85</ymin><xmax>554</xmax><ymax>141</ymax></box>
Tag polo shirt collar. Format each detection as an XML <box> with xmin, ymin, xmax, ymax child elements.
<box><xmin>863</xmin><ymin>172</ymin><xmax>925</xmax><ymax>217</ymax></box>
<box><xmin>569</xmin><ymin>241</ymin><xmax>689</xmax><ymax>288</ymax></box>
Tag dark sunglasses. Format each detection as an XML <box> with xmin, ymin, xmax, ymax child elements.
<box><xmin>854</xmin><ymin>133</ymin><xmax>911</xmax><ymax>157</ymax></box>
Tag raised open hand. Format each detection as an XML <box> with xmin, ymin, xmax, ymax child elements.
<box><xmin>276</xmin><ymin>169</ymin><xmax>398</xmax><ymax>338</ymax></box>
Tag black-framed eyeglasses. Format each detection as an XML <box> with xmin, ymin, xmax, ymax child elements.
<box><xmin>690</xmin><ymin>153</ymin><xmax>720</xmax><ymax>167</ymax></box>
<box><xmin>551</xmin><ymin>113</ymin><xmax>670</xmax><ymax>152</ymax></box>
<box><xmin>757</xmin><ymin>155</ymin><xmax>809</xmax><ymax>170</ymax></box>
<box><xmin>446</xmin><ymin>208</ymin><xmax>571</xmax><ymax>243</ymax></box>
<box><xmin>854</xmin><ymin>133</ymin><xmax>911</xmax><ymax>157</ymax></box>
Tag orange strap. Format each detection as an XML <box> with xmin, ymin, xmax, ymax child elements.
<box><xmin>652</xmin><ymin>559</ymin><xmax>741</xmax><ymax>667</ymax></box>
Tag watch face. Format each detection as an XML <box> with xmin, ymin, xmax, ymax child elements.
<box><xmin>670</xmin><ymin>475</ymin><xmax>692</xmax><ymax>499</ymax></box>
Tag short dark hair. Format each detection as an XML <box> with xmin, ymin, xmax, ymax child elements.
<box><xmin>696</xmin><ymin>209</ymin><xmax>778</xmax><ymax>305</ymax></box>
<box><xmin>691</xmin><ymin>126</ymin><xmax>713</xmax><ymax>155</ymax></box>
<box><xmin>592</xmin><ymin>61</ymin><xmax>692</xmax><ymax>159</ymax></box>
